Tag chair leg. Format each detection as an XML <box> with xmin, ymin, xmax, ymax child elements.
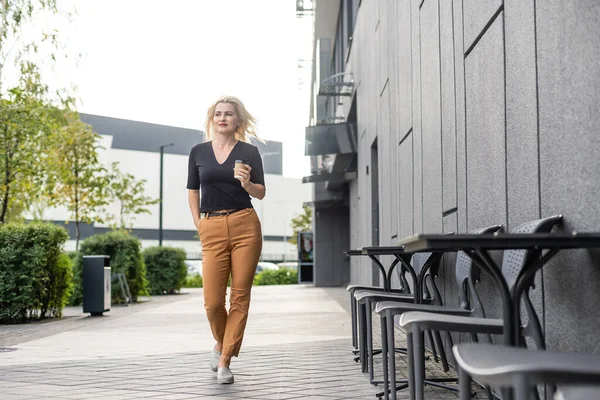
<box><xmin>350</xmin><ymin>291</ymin><xmax>358</xmax><ymax>349</ymax></box>
<box><xmin>426</xmin><ymin>330</ymin><xmax>439</xmax><ymax>362</ymax></box>
<box><xmin>485</xmin><ymin>385</ymin><xmax>494</xmax><ymax>400</ymax></box>
<box><xmin>366</xmin><ymin>299</ymin><xmax>376</xmax><ymax>383</ymax></box>
<box><xmin>531</xmin><ymin>384</ymin><xmax>541</xmax><ymax>400</ymax></box>
<box><xmin>407</xmin><ymin>330</ymin><xmax>415</xmax><ymax>400</ymax></box>
<box><xmin>459</xmin><ymin>366</ymin><xmax>471</xmax><ymax>400</ymax></box>
<box><xmin>413</xmin><ymin>329</ymin><xmax>426</xmax><ymax>400</ymax></box>
<box><xmin>386</xmin><ymin>311</ymin><xmax>397</xmax><ymax>400</ymax></box>
<box><xmin>381</xmin><ymin>314</ymin><xmax>389</xmax><ymax>400</ymax></box>
<box><xmin>513</xmin><ymin>375</ymin><xmax>530</xmax><ymax>400</ymax></box>
<box><xmin>433</xmin><ymin>330</ymin><xmax>449</xmax><ymax>372</ymax></box>
<box><xmin>358</xmin><ymin>301</ymin><xmax>367</xmax><ymax>372</ymax></box>
<box><xmin>446</xmin><ymin>330</ymin><xmax>455</xmax><ymax>351</ymax></box>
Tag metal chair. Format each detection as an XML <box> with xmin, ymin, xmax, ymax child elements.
<box><xmin>346</xmin><ymin>260</ymin><xmax>410</xmax><ymax>354</ymax></box>
<box><xmin>374</xmin><ymin>224</ymin><xmax>503</xmax><ymax>400</ymax></box>
<box><xmin>354</xmin><ymin>252</ymin><xmax>441</xmax><ymax>384</ymax></box>
<box><xmin>347</xmin><ymin>261</ymin><xmax>412</xmax><ymax>352</ymax></box>
<box><xmin>398</xmin><ymin>215</ymin><xmax>563</xmax><ymax>400</ymax></box>
<box><xmin>453</xmin><ymin>344</ymin><xmax>600</xmax><ymax>400</ymax></box>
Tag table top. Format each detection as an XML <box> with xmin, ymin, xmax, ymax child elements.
<box><xmin>345</xmin><ymin>246</ymin><xmax>406</xmax><ymax>256</ymax></box>
<box><xmin>398</xmin><ymin>232</ymin><xmax>600</xmax><ymax>253</ymax></box>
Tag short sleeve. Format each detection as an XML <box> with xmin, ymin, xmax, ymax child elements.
<box><xmin>186</xmin><ymin>147</ymin><xmax>200</xmax><ymax>190</ymax></box>
<box><xmin>250</xmin><ymin>146</ymin><xmax>265</xmax><ymax>186</ymax></box>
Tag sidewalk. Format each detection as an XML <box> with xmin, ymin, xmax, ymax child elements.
<box><xmin>0</xmin><ymin>285</ymin><xmax>469</xmax><ymax>399</ymax></box>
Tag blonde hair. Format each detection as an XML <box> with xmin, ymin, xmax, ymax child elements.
<box><xmin>204</xmin><ymin>95</ymin><xmax>265</xmax><ymax>143</ymax></box>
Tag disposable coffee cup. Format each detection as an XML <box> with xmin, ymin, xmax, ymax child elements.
<box><xmin>234</xmin><ymin>160</ymin><xmax>249</xmax><ymax>179</ymax></box>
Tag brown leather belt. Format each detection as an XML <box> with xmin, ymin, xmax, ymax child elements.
<box><xmin>204</xmin><ymin>208</ymin><xmax>244</xmax><ymax>218</ymax></box>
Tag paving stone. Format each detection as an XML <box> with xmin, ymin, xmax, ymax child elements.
<box><xmin>0</xmin><ymin>286</ymin><xmax>489</xmax><ymax>399</ymax></box>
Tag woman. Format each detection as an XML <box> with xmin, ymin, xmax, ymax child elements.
<box><xmin>187</xmin><ymin>95</ymin><xmax>266</xmax><ymax>384</ymax></box>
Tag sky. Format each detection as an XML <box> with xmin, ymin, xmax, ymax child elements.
<box><xmin>7</xmin><ymin>0</ymin><xmax>315</xmax><ymax>178</ymax></box>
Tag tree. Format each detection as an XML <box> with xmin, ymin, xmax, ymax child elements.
<box><xmin>0</xmin><ymin>68</ymin><xmax>58</xmax><ymax>223</ymax></box>
<box><xmin>0</xmin><ymin>0</ymin><xmax>65</xmax><ymax>95</ymax></box>
<box><xmin>47</xmin><ymin>112</ymin><xmax>109</xmax><ymax>249</ymax></box>
<box><xmin>288</xmin><ymin>204</ymin><xmax>312</xmax><ymax>245</ymax></box>
<box><xmin>0</xmin><ymin>0</ymin><xmax>76</xmax><ymax>223</ymax></box>
<box><xmin>106</xmin><ymin>162</ymin><xmax>160</xmax><ymax>230</ymax></box>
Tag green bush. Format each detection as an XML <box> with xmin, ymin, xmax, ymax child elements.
<box><xmin>142</xmin><ymin>246</ymin><xmax>187</xmax><ymax>295</ymax></box>
<box><xmin>0</xmin><ymin>223</ymin><xmax>71</xmax><ymax>323</ymax></box>
<box><xmin>70</xmin><ymin>230</ymin><xmax>148</xmax><ymax>305</ymax></box>
<box><xmin>185</xmin><ymin>272</ymin><xmax>203</xmax><ymax>288</ymax></box>
<box><xmin>66</xmin><ymin>251</ymin><xmax>82</xmax><ymax>306</ymax></box>
<box><xmin>253</xmin><ymin>268</ymin><xmax>298</xmax><ymax>286</ymax></box>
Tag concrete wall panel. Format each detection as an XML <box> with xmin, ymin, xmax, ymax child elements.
<box><xmin>536</xmin><ymin>0</ymin><xmax>600</xmax><ymax>354</ymax></box>
<box><xmin>464</xmin><ymin>15</ymin><xmax>507</xmax><ymax>231</ymax></box>
<box><xmin>420</xmin><ymin>0</ymin><xmax>443</xmax><ymax>234</ymax></box>
<box><xmin>440</xmin><ymin>0</ymin><xmax>457</xmax><ymax>213</ymax></box>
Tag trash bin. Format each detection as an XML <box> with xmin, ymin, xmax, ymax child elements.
<box><xmin>83</xmin><ymin>255</ymin><xmax>111</xmax><ymax>316</ymax></box>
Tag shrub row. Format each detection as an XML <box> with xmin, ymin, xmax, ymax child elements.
<box><xmin>253</xmin><ymin>268</ymin><xmax>298</xmax><ymax>286</ymax></box>
<box><xmin>143</xmin><ymin>246</ymin><xmax>187</xmax><ymax>295</ymax></box>
<box><xmin>70</xmin><ymin>230</ymin><xmax>148</xmax><ymax>305</ymax></box>
<box><xmin>0</xmin><ymin>223</ymin><xmax>71</xmax><ymax>323</ymax></box>
<box><xmin>71</xmin><ymin>233</ymin><xmax>189</xmax><ymax>303</ymax></box>
<box><xmin>1</xmin><ymin>223</ymin><xmax>298</xmax><ymax>324</ymax></box>
<box><xmin>181</xmin><ymin>267</ymin><xmax>298</xmax><ymax>288</ymax></box>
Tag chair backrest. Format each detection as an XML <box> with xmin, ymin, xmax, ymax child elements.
<box><xmin>454</xmin><ymin>224</ymin><xmax>504</xmax><ymax>316</ymax></box>
<box><xmin>501</xmin><ymin>215</ymin><xmax>563</xmax><ymax>291</ymax></box>
<box><xmin>394</xmin><ymin>260</ymin><xmax>411</xmax><ymax>294</ymax></box>
<box><xmin>500</xmin><ymin>215</ymin><xmax>563</xmax><ymax>349</ymax></box>
<box><xmin>410</xmin><ymin>252</ymin><xmax>444</xmax><ymax>302</ymax></box>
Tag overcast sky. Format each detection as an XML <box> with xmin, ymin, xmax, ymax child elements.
<box><xmin>16</xmin><ymin>0</ymin><xmax>314</xmax><ymax>178</ymax></box>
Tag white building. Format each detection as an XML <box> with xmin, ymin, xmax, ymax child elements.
<box><xmin>40</xmin><ymin>113</ymin><xmax>312</xmax><ymax>262</ymax></box>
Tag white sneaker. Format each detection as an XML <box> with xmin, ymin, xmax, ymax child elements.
<box><xmin>217</xmin><ymin>366</ymin><xmax>234</xmax><ymax>384</ymax></box>
<box><xmin>209</xmin><ymin>348</ymin><xmax>221</xmax><ymax>372</ymax></box>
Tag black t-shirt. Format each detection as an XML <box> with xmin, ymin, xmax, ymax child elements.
<box><xmin>187</xmin><ymin>141</ymin><xmax>265</xmax><ymax>212</ymax></box>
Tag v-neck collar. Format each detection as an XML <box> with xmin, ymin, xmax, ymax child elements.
<box><xmin>210</xmin><ymin>140</ymin><xmax>239</xmax><ymax>165</ymax></box>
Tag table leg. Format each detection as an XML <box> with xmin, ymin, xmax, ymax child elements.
<box><xmin>369</xmin><ymin>255</ymin><xmax>390</xmax><ymax>291</ymax></box>
<box><xmin>469</xmin><ymin>249</ymin><xmax>515</xmax><ymax>346</ymax></box>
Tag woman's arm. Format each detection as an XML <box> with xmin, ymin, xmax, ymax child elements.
<box><xmin>236</xmin><ymin>164</ymin><xmax>266</xmax><ymax>199</ymax></box>
<box><xmin>243</xmin><ymin>182</ymin><xmax>266</xmax><ymax>200</ymax></box>
<box><xmin>188</xmin><ymin>189</ymin><xmax>202</xmax><ymax>227</ymax></box>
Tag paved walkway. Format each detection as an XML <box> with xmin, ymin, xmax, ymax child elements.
<box><xmin>0</xmin><ymin>285</ymin><xmax>470</xmax><ymax>400</ymax></box>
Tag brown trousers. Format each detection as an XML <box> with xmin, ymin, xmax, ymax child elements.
<box><xmin>198</xmin><ymin>207</ymin><xmax>262</xmax><ymax>357</ymax></box>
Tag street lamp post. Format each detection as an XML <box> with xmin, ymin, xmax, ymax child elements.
<box><xmin>159</xmin><ymin>143</ymin><xmax>175</xmax><ymax>246</ymax></box>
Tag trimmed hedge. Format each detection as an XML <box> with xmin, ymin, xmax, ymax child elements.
<box><xmin>142</xmin><ymin>246</ymin><xmax>187</xmax><ymax>295</ymax></box>
<box><xmin>70</xmin><ymin>230</ymin><xmax>147</xmax><ymax>305</ymax></box>
<box><xmin>185</xmin><ymin>272</ymin><xmax>203</xmax><ymax>288</ymax></box>
<box><xmin>0</xmin><ymin>223</ymin><xmax>71</xmax><ymax>323</ymax></box>
<box><xmin>253</xmin><ymin>268</ymin><xmax>298</xmax><ymax>285</ymax></box>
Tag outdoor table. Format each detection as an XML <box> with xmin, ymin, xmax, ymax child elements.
<box><xmin>346</xmin><ymin>246</ymin><xmax>413</xmax><ymax>294</ymax></box>
<box><xmin>398</xmin><ymin>232</ymin><xmax>600</xmax><ymax>347</ymax></box>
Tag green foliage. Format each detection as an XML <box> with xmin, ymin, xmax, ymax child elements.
<box><xmin>0</xmin><ymin>0</ymin><xmax>80</xmax><ymax>223</ymax></box>
<box><xmin>0</xmin><ymin>222</ymin><xmax>71</xmax><ymax>323</ymax></box>
<box><xmin>184</xmin><ymin>272</ymin><xmax>203</xmax><ymax>288</ymax></box>
<box><xmin>253</xmin><ymin>268</ymin><xmax>298</xmax><ymax>286</ymax></box>
<box><xmin>0</xmin><ymin>1</ymin><xmax>60</xmax><ymax>91</ymax></box>
<box><xmin>46</xmin><ymin>112</ymin><xmax>110</xmax><ymax>250</ymax></box>
<box><xmin>66</xmin><ymin>251</ymin><xmax>83</xmax><ymax>306</ymax></box>
<box><xmin>288</xmin><ymin>204</ymin><xmax>313</xmax><ymax>245</ymax></box>
<box><xmin>70</xmin><ymin>230</ymin><xmax>148</xmax><ymax>305</ymax></box>
<box><xmin>142</xmin><ymin>246</ymin><xmax>187</xmax><ymax>295</ymax></box>
<box><xmin>106</xmin><ymin>162</ymin><xmax>160</xmax><ymax>230</ymax></box>
<box><xmin>0</xmin><ymin>71</ymin><xmax>61</xmax><ymax>223</ymax></box>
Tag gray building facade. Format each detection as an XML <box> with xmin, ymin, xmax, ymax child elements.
<box><xmin>304</xmin><ymin>0</ymin><xmax>600</xmax><ymax>361</ymax></box>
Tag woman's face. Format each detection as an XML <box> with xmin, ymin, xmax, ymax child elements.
<box><xmin>213</xmin><ymin>102</ymin><xmax>239</xmax><ymax>136</ymax></box>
